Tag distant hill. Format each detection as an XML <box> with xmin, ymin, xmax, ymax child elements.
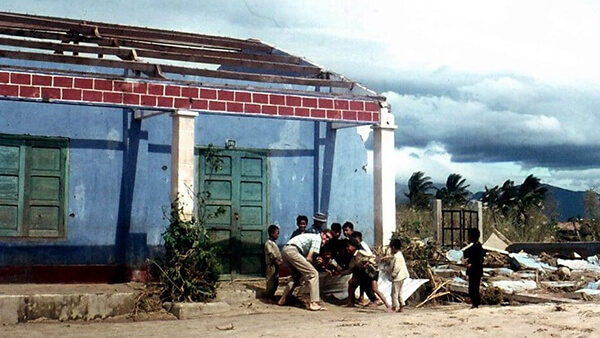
<box><xmin>542</xmin><ymin>184</ymin><xmax>591</xmax><ymax>221</ymax></box>
<box><xmin>395</xmin><ymin>183</ymin><xmax>590</xmax><ymax>222</ymax></box>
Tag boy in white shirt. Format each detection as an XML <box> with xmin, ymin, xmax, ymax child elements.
<box><xmin>389</xmin><ymin>238</ymin><xmax>409</xmax><ymax>312</ymax></box>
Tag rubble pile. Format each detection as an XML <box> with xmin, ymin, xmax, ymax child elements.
<box><xmin>422</xmin><ymin>234</ymin><xmax>600</xmax><ymax>306</ymax></box>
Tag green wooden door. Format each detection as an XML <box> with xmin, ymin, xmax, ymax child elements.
<box><xmin>199</xmin><ymin>149</ymin><xmax>268</xmax><ymax>279</ymax></box>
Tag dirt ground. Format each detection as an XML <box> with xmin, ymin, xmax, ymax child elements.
<box><xmin>3</xmin><ymin>297</ymin><xmax>599</xmax><ymax>338</ymax></box>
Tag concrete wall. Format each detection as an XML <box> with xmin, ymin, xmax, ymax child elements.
<box><xmin>0</xmin><ymin>99</ymin><xmax>374</xmax><ymax>279</ymax></box>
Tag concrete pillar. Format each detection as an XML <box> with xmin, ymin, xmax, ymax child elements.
<box><xmin>476</xmin><ymin>200</ymin><xmax>483</xmax><ymax>240</ymax></box>
<box><xmin>171</xmin><ymin>109</ymin><xmax>198</xmax><ymax>220</ymax></box>
<box><xmin>372</xmin><ymin>106</ymin><xmax>397</xmax><ymax>246</ymax></box>
<box><xmin>434</xmin><ymin>199</ymin><xmax>443</xmax><ymax>244</ymax></box>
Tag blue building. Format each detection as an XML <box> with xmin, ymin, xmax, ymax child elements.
<box><xmin>0</xmin><ymin>12</ymin><xmax>397</xmax><ymax>282</ymax></box>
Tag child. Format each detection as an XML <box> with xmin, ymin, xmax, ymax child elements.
<box><xmin>315</xmin><ymin>247</ymin><xmax>342</xmax><ymax>274</ymax></box>
<box><xmin>264</xmin><ymin>224</ymin><xmax>283</xmax><ymax>301</ymax></box>
<box><xmin>344</xmin><ymin>238</ymin><xmax>392</xmax><ymax>311</ymax></box>
<box><xmin>461</xmin><ymin>228</ymin><xmax>486</xmax><ymax>308</ymax></box>
<box><xmin>389</xmin><ymin>238</ymin><xmax>409</xmax><ymax>312</ymax></box>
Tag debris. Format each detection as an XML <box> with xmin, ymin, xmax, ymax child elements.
<box><xmin>483</xmin><ymin>231</ymin><xmax>511</xmax><ymax>252</ymax></box>
<box><xmin>557</xmin><ymin>258</ymin><xmax>600</xmax><ymax>272</ymax></box>
<box><xmin>555</xmin><ymin>266</ymin><xmax>571</xmax><ymax>280</ymax></box>
<box><xmin>491</xmin><ymin>280</ymin><xmax>538</xmax><ymax>293</ymax></box>
<box><xmin>445</xmin><ymin>250</ymin><xmax>463</xmax><ymax>263</ymax></box>
<box><xmin>508</xmin><ymin>252</ymin><xmax>556</xmax><ymax>272</ymax></box>
<box><xmin>554</xmin><ymin>304</ymin><xmax>567</xmax><ymax>311</ymax></box>
<box><xmin>216</xmin><ymin>324</ymin><xmax>235</xmax><ymax>331</ymax></box>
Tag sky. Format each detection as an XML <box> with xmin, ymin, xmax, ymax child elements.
<box><xmin>5</xmin><ymin>0</ymin><xmax>600</xmax><ymax>192</ymax></box>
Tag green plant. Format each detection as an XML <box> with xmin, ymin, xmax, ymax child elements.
<box><xmin>152</xmin><ymin>144</ymin><xmax>225</xmax><ymax>303</ymax></box>
<box><xmin>153</xmin><ymin>201</ymin><xmax>222</xmax><ymax>302</ymax></box>
<box><xmin>396</xmin><ymin>205</ymin><xmax>435</xmax><ymax>238</ymax></box>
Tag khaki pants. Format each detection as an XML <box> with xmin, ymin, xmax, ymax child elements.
<box><xmin>392</xmin><ymin>280</ymin><xmax>405</xmax><ymax>308</ymax></box>
<box><xmin>281</xmin><ymin>245</ymin><xmax>320</xmax><ymax>303</ymax></box>
<box><xmin>265</xmin><ymin>264</ymin><xmax>279</xmax><ymax>299</ymax></box>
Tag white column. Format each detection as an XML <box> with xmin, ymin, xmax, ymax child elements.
<box><xmin>476</xmin><ymin>200</ymin><xmax>483</xmax><ymax>239</ymax></box>
<box><xmin>434</xmin><ymin>199</ymin><xmax>443</xmax><ymax>244</ymax></box>
<box><xmin>171</xmin><ymin>109</ymin><xmax>198</xmax><ymax>220</ymax></box>
<box><xmin>372</xmin><ymin>105</ymin><xmax>398</xmax><ymax>246</ymax></box>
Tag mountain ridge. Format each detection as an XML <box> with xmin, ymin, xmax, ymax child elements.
<box><xmin>395</xmin><ymin>182</ymin><xmax>591</xmax><ymax>222</ymax></box>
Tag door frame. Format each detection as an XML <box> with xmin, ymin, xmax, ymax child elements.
<box><xmin>196</xmin><ymin>146</ymin><xmax>270</xmax><ymax>280</ymax></box>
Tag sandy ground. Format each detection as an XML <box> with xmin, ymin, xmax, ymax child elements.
<box><xmin>3</xmin><ymin>299</ymin><xmax>599</xmax><ymax>338</ymax></box>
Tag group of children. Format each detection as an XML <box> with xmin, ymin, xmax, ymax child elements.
<box><xmin>264</xmin><ymin>215</ymin><xmax>410</xmax><ymax>312</ymax></box>
<box><xmin>264</xmin><ymin>214</ymin><xmax>486</xmax><ymax>311</ymax></box>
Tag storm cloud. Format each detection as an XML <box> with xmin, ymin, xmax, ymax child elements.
<box><xmin>5</xmin><ymin>0</ymin><xmax>600</xmax><ymax>191</ymax></box>
<box><xmin>378</xmin><ymin>73</ymin><xmax>600</xmax><ymax>171</ymax></box>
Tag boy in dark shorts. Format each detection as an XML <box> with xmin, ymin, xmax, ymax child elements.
<box><xmin>343</xmin><ymin>238</ymin><xmax>392</xmax><ymax>311</ymax></box>
<box><xmin>462</xmin><ymin>228</ymin><xmax>486</xmax><ymax>308</ymax></box>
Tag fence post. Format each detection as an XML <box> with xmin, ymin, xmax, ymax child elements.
<box><xmin>434</xmin><ymin>199</ymin><xmax>443</xmax><ymax>245</ymax></box>
<box><xmin>476</xmin><ymin>200</ymin><xmax>483</xmax><ymax>240</ymax></box>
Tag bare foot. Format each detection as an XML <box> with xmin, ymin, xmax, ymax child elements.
<box><xmin>385</xmin><ymin>307</ymin><xmax>394</xmax><ymax>313</ymax></box>
<box><xmin>308</xmin><ymin>302</ymin><xmax>327</xmax><ymax>311</ymax></box>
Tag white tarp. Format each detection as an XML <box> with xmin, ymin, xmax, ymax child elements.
<box><xmin>575</xmin><ymin>281</ymin><xmax>600</xmax><ymax>295</ymax></box>
<box><xmin>446</xmin><ymin>250</ymin><xmax>464</xmax><ymax>263</ymax></box>
<box><xmin>509</xmin><ymin>252</ymin><xmax>556</xmax><ymax>272</ymax></box>
<box><xmin>491</xmin><ymin>280</ymin><xmax>538</xmax><ymax>293</ymax></box>
<box><xmin>556</xmin><ymin>258</ymin><xmax>600</xmax><ymax>272</ymax></box>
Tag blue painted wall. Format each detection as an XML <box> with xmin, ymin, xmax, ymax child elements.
<box><xmin>0</xmin><ymin>98</ymin><xmax>374</xmax><ymax>270</ymax></box>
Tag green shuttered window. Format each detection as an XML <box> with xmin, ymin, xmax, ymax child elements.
<box><xmin>0</xmin><ymin>135</ymin><xmax>68</xmax><ymax>238</ymax></box>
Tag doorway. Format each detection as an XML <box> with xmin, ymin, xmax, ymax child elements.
<box><xmin>198</xmin><ymin>148</ymin><xmax>268</xmax><ymax>279</ymax></box>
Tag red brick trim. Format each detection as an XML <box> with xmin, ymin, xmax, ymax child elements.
<box><xmin>0</xmin><ymin>70</ymin><xmax>381</xmax><ymax>123</ymax></box>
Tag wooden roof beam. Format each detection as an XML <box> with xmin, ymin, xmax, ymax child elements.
<box><xmin>0</xmin><ymin>27</ymin><xmax>304</xmax><ymax>65</ymax></box>
<box><xmin>0</xmin><ymin>36</ymin><xmax>322</xmax><ymax>75</ymax></box>
<box><xmin>0</xmin><ymin>12</ymin><xmax>271</xmax><ymax>52</ymax></box>
<box><xmin>0</xmin><ymin>49</ymin><xmax>354</xmax><ymax>89</ymax></box>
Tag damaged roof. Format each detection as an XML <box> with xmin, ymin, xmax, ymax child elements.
<box><xmin>0</xmin><ymin>11</ymin><xmax>378</xmax><ymax>98</ymax></box>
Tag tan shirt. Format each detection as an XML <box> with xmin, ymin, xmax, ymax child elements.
<box><xmin>348</xmin><ymin>249</ymin><xmax>377</xmax><ymax>270</ymax></box>
<box><xmin>264</xmin><ymin>239</ymin><xmax>282</xmax><ymax>266</ymax></box>
<box><xmin>391</xmin><ymin>251</ymin><xmax>409</xmax><ymax>282</ymax></box>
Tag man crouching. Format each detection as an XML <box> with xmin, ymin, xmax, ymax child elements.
<box><xmin>278</xmin><ymin>230</ymin><xmax>333</xmax><ymax>311</ymax></box>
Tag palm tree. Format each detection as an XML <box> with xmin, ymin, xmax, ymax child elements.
<box><xmin>482</xmin><ymin>185</ymin><xmax>501</xmax><ymax>223</ymax></box>
<box><xmin>515</xmin><ymin>174</ymin><xmax>547</xmax><ymax>227</ymax></box>
<box><xmin>498</xmin><ymin>179</ymin><xmax>518</xmax><ymax>215</ymax></box>
<box><xmin>435</xmin><ymin>173</ymin><xmax>470</xmax><ymax>206</ymax></box>
<box><xmin>405</xmin><ymin>171</ymin><xmax>434</xmax><ymax>210</ymax></box>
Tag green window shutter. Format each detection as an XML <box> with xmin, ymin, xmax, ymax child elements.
<box><xmin>24</xmin><ymin>139</ymin><xmax>68</xmax><ymax>238</ymax></box>
<box><xmin>0</xmin><ymin>135</ymin><xmax>68</xmax><ymax>238</ymax></box>
<box><xmin>0</xmin><ymin>140</ymin><xmax>25</xmax><ymax>236</ymax></box>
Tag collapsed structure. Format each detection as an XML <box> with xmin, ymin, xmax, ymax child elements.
<box><xmin>0</xmin><ymin>12</ymin><xmax>397</xmax><ymax>282</ymax></box>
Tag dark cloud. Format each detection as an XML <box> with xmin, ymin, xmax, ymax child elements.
<box><xmin>369</xmin><ymin>73</ymin><xmax>600</xmax><ymax>172</ymax></box>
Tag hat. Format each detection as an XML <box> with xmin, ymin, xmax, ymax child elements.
<box><xmin>313</xmin><ymin>211</ymin><xmax>328</xmax><ymax>223</ymax></box>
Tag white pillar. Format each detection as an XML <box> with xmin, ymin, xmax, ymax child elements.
<box><xmin>476</xmin><ymin>200</ymin><xmax>483</xmax><ymax>240</ymax></box>
<box><xmin>171</xmin><ymin>109</ymin><xmax>198</xmax><ymax>220</ymax></box>
<box><xmin>434</xmin><ymin>199</ymin><xmax>443</xmax><ymax>245</ymax></box>
<box><xmin>372</xmin><ymin>106</ymin><xmax>397</xmax><ymax>246</ymax></box>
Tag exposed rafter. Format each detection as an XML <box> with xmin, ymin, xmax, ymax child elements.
<box><xmin>0</xmin><ymin>11</ymin><xmax>380</xmax><ymax>97</ymax></box>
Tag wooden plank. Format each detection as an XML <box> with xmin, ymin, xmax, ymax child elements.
<box><xmin>0</xmin><ymin>49</ymin><xmax>354</xmax><ymax>88</ymax></box>
<box><xmin>0</xmin><ymin>27</ymin><xmax>304</xmax><ymax>64</ymax></box>
<box><xmin>0</xmin><ymin>36</ymin><xmax>320</xmax><ymax>75</ymax></box>
<box><xmin>0</xmin><ymin>11</ymin><xmax>271</xmax><ymax>52</ymax></box>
